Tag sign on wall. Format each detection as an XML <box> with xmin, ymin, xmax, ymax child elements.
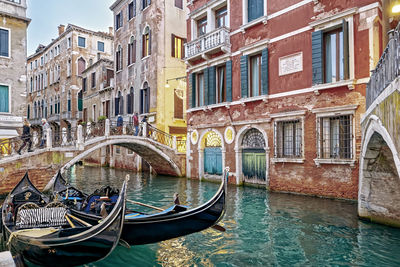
<box><xmin>279</xmin><ymin>52</ymin><xmax>303</xmax><ymax>76</ymax></box>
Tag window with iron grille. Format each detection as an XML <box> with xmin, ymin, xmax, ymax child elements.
<box><xmin>318</xmin><ymin>115</ymin><xmax>352</xmax><ymax>159</ymax></box>
<box><xmin>275</xmin><ymin>120</ymin><xmax>302</xmax><ymax>158</ymax></box>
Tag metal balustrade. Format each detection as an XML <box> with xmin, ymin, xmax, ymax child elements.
<box><xmin>185</xmin><ymin>27</ymin><xmax>230</xmax><ymax>59</ymax></box>
<box><xmin>0</xmin><ymin>119</ymin><xmax>186</xmax><ymax>160</ymax></box>
<box><xmin>367</xmin><ymin>24</ymin><xmax>400</xmax><ymax>109</ymax></box>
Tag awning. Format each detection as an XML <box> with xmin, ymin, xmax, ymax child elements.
<box><xmin>0</xmin><ymin>129</ymin><xmax>19</xmax><ymax>138</ymax></box>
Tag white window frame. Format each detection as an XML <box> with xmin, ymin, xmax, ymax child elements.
<box><xmin>312</xmin><ymin>104</ymin><xmax>357</xmax><ymax>167</ymax></box>
<box><xmin>241</xmin><ymin>0</ymin><xmax>267</xmax><ymax>28</ymax></box>
<box><xmin>0</xmin><ymin>83</ymin><xmax>11</xmax><ymax>114</ymax></box>
<box><xmin>97</xmin><ymin>41</ymin><xmax>105</xmax><ymax>52</ymax></box>
<box><xmin>0</xmin><ymin>27</ymin><xmax>11</xmax><ymax>59</ymax></box>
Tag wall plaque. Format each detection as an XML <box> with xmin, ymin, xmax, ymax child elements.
<box><xmin>279</xmin><ymin>52</ymin><xmax>303</xmax><ymax>76</ymax></box>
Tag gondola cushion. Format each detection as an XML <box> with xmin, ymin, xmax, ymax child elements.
<box><xmin>16</xmin><ymin>207</ymin><xmax>68</xmax><ymax>229</ymax></box>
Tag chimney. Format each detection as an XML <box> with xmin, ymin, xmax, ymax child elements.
<box><xmin>109</xmin><ymin>27</ymin><xmax>113</xmax><ymax>35</ymax></box>
<box><xmin>58</xmin><ymin>24</ymin><xmax>65</xmax><ymax>36</ymax></box>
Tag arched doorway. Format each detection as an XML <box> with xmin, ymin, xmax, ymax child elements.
<box><xmin>203</xmin><ymin>131</ymin><xmax>223</xmax><ymax>175</ymax></box>
<box><xmin>241</xmin><ymin>128</ymin><xmax>266</xmax><ymax>184</ymax></box>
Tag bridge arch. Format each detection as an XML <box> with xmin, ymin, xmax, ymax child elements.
<box><xmin>359</xmin><ymin>115</ymin><xmax>400</xmax><ymax>226</ymax></box>
<box><xmin>61</xmin><ymin>136</ymin><xmax>182</xmax><ymax>177</ymax></box>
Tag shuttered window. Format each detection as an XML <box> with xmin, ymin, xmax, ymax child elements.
<box><xmin>217</xmin><ymin>65</ymin><xmax>226</xmax><ymax>103</ymax></box>
<box><xmin>312</xmin><ymin>20</ymin><xmax>349</xmax><ymax>85</ymax></box>
<box><xmin>0</xmin><ymin>85</ymin><xmax>9</xmax><ymax>113</ymax></box>
<box><xmin>226</xmin><ymin>60</ymin><xmax>232</xmax><ymax>102</ymax></box>
<box><xmin>128</xmin><ymin>1</ymin><xmax>135</xmax><ymax>20</ymax></box>
<box><xmin>116</xmin><ymin>12</ymin><xmax>123</xmax><ymax>30</ymax></box>
<box><xmin>241</xmin><ymin>48</ymin><xmax>268</xmax><ymax>99</ymax></box>
<box><xmin>248</xmin><ymin>0</ymin><xmax>264</xmax><ymax>22</ymax></box>
<box><xmin>171</xmin><ymin>34</ymin><xmax>186</xmax><ymax>59</ymax></box>
<box><xmin>0</xmin><ymin>29</ymin><xmax>9</xmax><ymax>57</ymax></box>
<box><xmin>142</xmin><ymin>27</ymin><xmax>151</xmax><ymax>58</ymax></box>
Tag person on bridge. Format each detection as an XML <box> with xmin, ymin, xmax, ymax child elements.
<box><xmin>133</xmin><ymin>113</ymin><xmax>139</xmax><ymax>136</ymax></box>
<box><xmin>17</xmin><ymin>119</ymin><xmax>33</xmax><ymax>155</ymax></box>
<box><xmin>39</xmin><ymin>119</ymin><xmax>50</xmax><ymax>148</ymax></box>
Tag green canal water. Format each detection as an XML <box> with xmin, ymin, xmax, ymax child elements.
<box><xmin>63</xmin><ymin>166</ymin><xmax>400</xmax><ymax>267</ymax></box>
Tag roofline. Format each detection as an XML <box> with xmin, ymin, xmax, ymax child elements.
<box><xmin>27</xmin><ymin>24</ymin><xmax>113</xmax><ymax>60</ymax></box>
<box><xmin>81</xmin><ymin>58</ymin><xmax>114</xmax><ymax>74</ymax></box>
<box><xmin>110</xmin><ymin>0</ymin><xmax>124</xmax><ymax>11</ymax></box>
<box><xmin>0</xmin><ymin>11</ymin><xmax>31</xmax><ymax>24</ymax></box>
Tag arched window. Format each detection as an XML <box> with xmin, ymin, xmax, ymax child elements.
<box><xmin>140</xmin><ymin>82</ymin><xmax>150</xmax><ymax>114</ymax></box>
<box><xmin>115</xmin><ymin>91</ymin><xmax>120</xmax><ymax>116</ymax></box>
<box><xmin>128</xmin><ymin>36</ymin><xmax>136</xmax><ymax>65</ymax></box>
<box><xmin>142</xmin><ymin>26</ymin><xmax>151</xmax><ymax>58</ymax></box>
<box><xmin>116</xmin><ymin>45</ymin><xmax>123</xmax><ymax>71</ymax></box>
<box><xmin>127</xmin><ymin>87</ymin><xmax>134</xmax><ymax>114</ymax></box>
<box><xmin>77</xmin><ymin>57</ymin><xmax>86</xmax><ymax>76</ymax></box>
<box><xmin>119</xmin><ymin>91</ymin><xmax>124</xmax><ymax>115</ymax></box>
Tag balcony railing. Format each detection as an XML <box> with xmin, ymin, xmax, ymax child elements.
<box><xmin>367</xmin><ymin>24</ymin><xmax>400</xmax><ymax>109</ymax></box>
<box><xmin>48</xmin><ymin>114</ymin><xmax>60</xmax><ymax>123</ymax></box>
<box><xmin>28</xmin><ymin>118</ymin><xmax>41</xmax><ymax>126</ymax></box>
<box><xmin>185</xmin><ymin>27</ymin><xmax>230</xmax><ymax>60</ymax></box>
<box><xmin>61</xmin><ymin>111</ymin><xmax>72</xmax><ymax>120</ymax></box>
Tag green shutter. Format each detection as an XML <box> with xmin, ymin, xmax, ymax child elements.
<box><xmin>261</xmin><ymin>48</ymin><xmax>269</xmax><ymax>95</ymax></box>
<box><xmin>209</xmin><ymin>66</ymin><xmax>216</xmax><ymax>105</ymax></box>
<box><xmin>191</xmin><ymin>73</ymin><xmax>196</xmax><ymax>108</ymax></box>
<box><xmin>312</xmin><ymin>30</ymin><xmax>323</xmax><ymax>85</ymax></box>
<box><xmin>0</xmin><ymin>85</ymin><xmax>9</xmax><ymax>113</ymax></box>
<box><xmin>204</xmin><ymin>68</ymin><xmax>209</xmax><ymax>106</ymax></box>
<box><xmin>226</xmin><ymin>60</ymin><xmax>232</xmax><ymax>102</ymax></box>
<box><xmin>240</xmin><ymin>55</ymin><xmax>248</xmax><ymax>98</ymax></box>
<box><xmin>343</xmin><ymin>19</ymin><xmax>350</xmax><ymax>80</ymax></box>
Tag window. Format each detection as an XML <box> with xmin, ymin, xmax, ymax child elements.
<box><xmin>140</xmin><ymin>85</ymin><xmax>150</xmax><ymax>114</ymax></box>
<box><xmin>249</xmin><ymin>54</ymin><xmax>261</xmax><ymax>97</ymax></box>
<box><xmin>78</xmin><ymin>57</ymin><xmax>86</xmax><ymax>76</ymax></box>
<box><xmin>0</xmin><ymin>85</ymin><xmax>9</xmax><ymax>113</ymax></box>
<box><xmin>275</xmin><ymin>120</ymin><xmax>302</xmax><ymax>158</ymax></box>
<box><xmin>116</xmin><ymin>12</ymin><xmax>123</xmax><ymax>30</ymax></box>
<box><xmin>116</xmin><ymin>45</ymin><xmax>123</xmax><ymax>71</ymax></box>
<box><xmin>30</xmin><ymin>77</ymin><xmax>33</xmax><ymax>92</ymax></box>
<box><xmin>67</xmin><ymin>91</ymin><xmax>71</xmax><ymax>112</ymax></box>
<box><xmin>142</xmin><ymin>0</ymin><xmax>150</xmax><ymax>10</ymax></box>
<box><xmin>40</xmin><ymin>57</ymin><xmax>44</xmax><ymax>66</ymax></box>
<box><xmin>171</xmin><ymin>34</ymin><xmax>185</xmax><ymax>59</ymax></box>
<box><xmin>35</xmin><ymin>60</ymin><xmax>37</xmax><ymax>68</ymax></box>
<box><xmin>78</xmin><ymin>37</ymin><xmax>86</xmax><ymax>48</ymax></box>
<box><xmin>116</xmin><ymin>146</ymin><xmax>121</xmax><ymax>154</ymax></box>
<box><xmin>216</xmin><ymin>65</ymin><xmax>226</xmax><ymax>103</ymax></box>
<box><xmin>142</xmin><ymin>27</ymin><xmax>151</xmax><ymax>58</ymax></box>
<box><xmin>54</xmin><ymin>46</ymin><xmax>58</xmax><ymax>55</ymax></box>
<box><xmin>91</xmin><ymin>72</ymin><xmax>96</xmax><ymax>88</ymax></box>
<box><xmin>128</xmin><ymin>36</ymin><xmax>136</xmax><ymax>65</ymax></box>
<box><xmin>27</xmin><ymin>104</ymin><xmax>30</xmax><ymax>119</ymax></box>
<box><xmin>197</xmin><ymin>17</ymin><xmax>207</xmax><ymax>37</ymax></box>
<box><xmin>174</xmin><ymin>89</ymin><xmax>183</xmax><ymax>119</ymax></box>
<box><xmin>248</xmin><ymin>0</ymin><xmax>264</xmax><ymax>22</ymax></box>
<box><xmin>67</xmin><ymin>37</ymin><xmax>71</xmax><ymax>48</ymax></box>
<box><xmin>196</xmin><ymin>73</ymin><xmax>205</xmax><ymax>107</ymax></box>
<box><xmin>318</xmin><ymin>115</ymin><xmax>352</xmax><ymax>159</ymax></box>
<box><xmin>127</xmin><ymin>87</ymin><xmax>134</xmax><ymax>114</ymax></box>
<box><xmin>67</xmin><ymin>59</ymin><xmax>71</xmax><ymax>77</ymax></box>
<box><xmin>82</xmin><ymin>78</ymin><xmax>87</xmax><ymax>92</ymax></box>
<box><xmin>93</xmin><ymin>104</ymin><xmax>97</xmax><ymax>122</ymax></box>
<box><xmin>98</xmin><ymin>41</ymin><xmax>104</xmax><ymax>52</ymax></box>
<box><xmin>175</xmin><ymin>0</ymin><xmax>182</xmax><ymax>9</ymax></box>
<box><xmin>216</xmin><ymin>6</ymin><xmax>227</xmax><ymax>28</ymax></box>
<box><xmin>312</xmin><ymin>21</ymin><xmax>349</xmax><ymax>85</ymax></box>
<box><xmin>128</xmin><ymin>1</ymin><xmax>136</xmax><ymax>19</ymax></box>
<box><xmin>115</xmin><ymin>91</ymin><xmax>123</xmax><ymax>115</ymax></box>
<box><xmin>324</xmin><ymin>28</ymin><xmax>344</xmax><ymax>83</ymax></box>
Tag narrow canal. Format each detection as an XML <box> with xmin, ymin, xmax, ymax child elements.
<box><xmin>64</xmin><ymin>166</ymin><xmax>400</xmax><ymax>267</ymax></box>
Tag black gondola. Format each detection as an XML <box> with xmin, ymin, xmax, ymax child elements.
<box><xmin>52</xmin><ymin>167</ymin><xmax>229</xmax><ymax>245</ymax></box>
<box><xmin>2</xmin><ymin>172</ymin><xmax>127</xmax><ymax>266</ymax></box>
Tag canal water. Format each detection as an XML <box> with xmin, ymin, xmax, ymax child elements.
<box><xmin>63</xmin><ymin>166</ymin><xmax>400</xmax><ymax>267</ymax></box>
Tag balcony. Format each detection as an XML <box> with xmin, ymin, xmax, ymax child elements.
<box><xmin>48</xmin><ymin>114</ymin><xmax>60</xmax><ymax>123</ymax></box>
<box><xmin>61</xmin><ymin>111</ymin><xmax>72</xmax><ymax>120</ymax></box>
<box><xmin>185</xmin><ymin>27</ymin><xmax>230</xmax><ymax>61</ymax></box>
<box><xmin>76</xmin><ymin>111</ymin><xmax>83</xmax><ymax>120</ymax></box>
<box><xmin>29</xmin><ymin>118</ymin><xmax>41</xmax><ymax>126</ymax></box>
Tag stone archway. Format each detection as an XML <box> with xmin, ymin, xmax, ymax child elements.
<box><xmin>359</xmin><ymin>117</ymin><xmax>400</xmax><ymax>226</ymax></box>
<box><xmin>197</xmin><ymin>129</ymin><xmax>225</xmax><ymax>180</ymax></box>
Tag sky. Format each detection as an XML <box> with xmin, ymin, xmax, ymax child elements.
<box><xmin>26</xmin><ymin>0</ymin><xmax>114</xmax><ymax>55</ymax></box>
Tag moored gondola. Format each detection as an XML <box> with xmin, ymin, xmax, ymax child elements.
<box><xmin>2</xmin><ymin>172</ymin><xmax>127</xmax><ymax>266</ymax></box>
<box><xmin>53</xmin><ymin>167</ymin><xmax>229</xmax><ymax>245</ymax></box>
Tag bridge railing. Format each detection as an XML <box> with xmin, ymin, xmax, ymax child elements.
<box><xmin>367</xmin><ymin>24</ymin><xmax>400</xmax><ymax>109</ymax></box>
<box><xmin>176</xmin><ymin>137</ymin><xmax>187</xmax><ymax>153</ymax></box>
<box><xmin>53</xmin><ymin>127</ymin><xmax>77</xmax><ymax>147</ymax></box>
<box><xmin>0</xmin><ymin>137</ymin><xmax>22</xmax><ymax>158</ymax></box>
<box><xmin>83</xmin><ymin>121</ymin><xmax>105</xmax><ymax>141</ymax></box>
<box><xmin>146</xmin><ymin>124</ymin><xmax>174</xmax><ymax>148</ymax></box>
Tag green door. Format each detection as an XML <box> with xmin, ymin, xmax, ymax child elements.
<box><xmin>204</xmin><ymin>147</ymin><xmax>222</xmax><ymax>175</ymax></box>
<box><xmin>242</xmin><ymin>149</ymin><xmax>266</xmax><ymax>181</ymax></box>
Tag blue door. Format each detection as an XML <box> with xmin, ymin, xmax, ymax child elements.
<box><xmin>204</xmin><ymin>147</ymin><xmax>222</xmax><ymax>175</ymax></box>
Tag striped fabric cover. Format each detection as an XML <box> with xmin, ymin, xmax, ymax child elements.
<box><xmin>16</xmin><ymin>207</ymin><xmax>68</xmax><ymax>229</ymax></box>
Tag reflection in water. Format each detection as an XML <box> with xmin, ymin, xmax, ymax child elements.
<box><xmin>63</xmin><ymin>166</ymin><xmax>400</xmax><ymax>267</ymax></box>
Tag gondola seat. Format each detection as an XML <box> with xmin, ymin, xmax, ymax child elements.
<box><xmin>16</xmin><ymin>207</ymin><xmax>68</xmax><ymax>229</ymax></box>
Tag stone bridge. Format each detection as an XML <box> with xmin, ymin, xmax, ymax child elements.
<box><xmin>0</xmin><ymin>120</ymin><xmax>186</xmax><ymax>195</ymax></box>
<box><xmin>359</xmin><ymin>27</ymin><xmax>400</xmax><ymax>227</ymax></box>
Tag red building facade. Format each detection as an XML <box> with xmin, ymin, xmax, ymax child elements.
<box><xmin>185</xmin><ymin>0</ymin><xmax>383</xmax><ymax>199</ymax></box>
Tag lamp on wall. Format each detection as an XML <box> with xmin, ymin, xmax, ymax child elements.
<box><xmin>165</xmin><ymin>76</ymin><xmax>186</xmax><ymax>88</ymax></box>
<box><xmin>393</xmin><ymin>0</ymin><xmax>400</xmax><ymax>13</ymax></box>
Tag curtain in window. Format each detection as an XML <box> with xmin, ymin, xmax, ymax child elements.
<box><xmin>0</xmin><ymin>85</ymin><xmax>9</xmax><ymax>113</ymax></box>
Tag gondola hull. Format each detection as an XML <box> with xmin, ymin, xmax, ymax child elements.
<box><xmin>69</xmin><ymin>170</ymin><xmax>227</xmax><ymax>245</ymax></box>
<box><xmin>2</xmin><ymin>174</ymin><xmax>127</xmax><ymax>267</ymax></box>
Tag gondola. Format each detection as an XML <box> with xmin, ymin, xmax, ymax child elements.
<box><xmin>2</xmin><ymin>172</ymin><xmax>127</xmax><ymax>266</ymax></box>
<box><xmin>52</xmin><ymin>167</ymin><xmax>229</xmax><ymax>245</ymax></box>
